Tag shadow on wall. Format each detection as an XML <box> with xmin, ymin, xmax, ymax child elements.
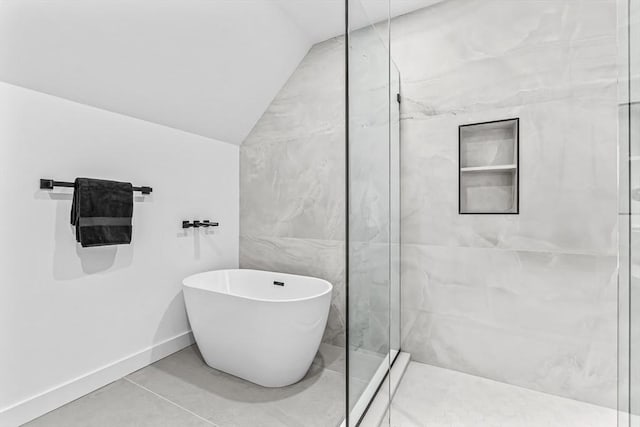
<box><xmin>36</xmin><ymin>191</ymin><xmax>134</xmax><ymax>279</ymax></box>
<box><xmin>176</xmin><ymin>226</ymin><xmax>219</xmax><ymax>260</ymax></box>
<box><xmin>151</xmin><ymin>291</ymin><xmax>192</xmax><ymax>358</ymax></box>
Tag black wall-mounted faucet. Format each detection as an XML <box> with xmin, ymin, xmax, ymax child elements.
<box><xmin>182</xmin><ymin>220</ymin><xmax>219</xmax><ymax>229</ymax></box>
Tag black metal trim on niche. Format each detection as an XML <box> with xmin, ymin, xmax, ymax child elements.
<box><xmin>40</xmin><ymin>179</ymin><xmax>153</xmax><ymax>195</ymax></box>
<box><xmin>458</xmin><ymin>118</ymin><xmax>520</xmax><ymax>215</ymax></box>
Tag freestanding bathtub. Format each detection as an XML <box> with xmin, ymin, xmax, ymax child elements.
<box><xmin>182</xmin><ymin>269</ymin><xmax>332</xmax><ymax>387</ymax></box>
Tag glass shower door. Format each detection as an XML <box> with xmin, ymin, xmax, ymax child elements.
<box><xmin>621</xmin><ymin>0</ymin><xmax>640</xmax><ymax>425</ymax></box>
<box><xmin>346</xmin><ymin>0</ymin><xmax>394</xmax><ymax>424</ymax></box>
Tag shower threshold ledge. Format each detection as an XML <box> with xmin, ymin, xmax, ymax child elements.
<box><xmin>342</xmin><ymin>351</ymin><xmax>411</xmax><ymax>427</ymax></box>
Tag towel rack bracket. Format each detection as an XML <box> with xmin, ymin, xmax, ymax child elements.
<box><xmin>40</xmin><ymin>179</ymin><xmax>56</xmax><ymax>190</ymax></box>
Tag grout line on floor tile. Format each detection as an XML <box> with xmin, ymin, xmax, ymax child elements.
<box><xmin>312</xmin><ymin>360</ymin><xmax>342</xmax><ymax>376</ymax></box>
<box><xmin>123</xmin><ymin>377</ymin><xmax>219</xmax><ymax>426</ymax></box>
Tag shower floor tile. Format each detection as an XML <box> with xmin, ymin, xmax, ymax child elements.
<box><xmin>24</xmin><ymin>344</ymin><xmax>353</xmax><ymax>427</ymax></box>
<box><xmin>387</xmin><ymin>361</ymin><xmax>618</xmax><ymax>427</ymax></box>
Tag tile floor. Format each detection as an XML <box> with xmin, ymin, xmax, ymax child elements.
<box><xmin>25</xmin><ymin>344</ymin><xmax>357</xmax><ymax>427</ymax></box>
<box><xmin>26</xmin><ymin>348</ymin><xmax>622</xmax><ymax>427</ymax></box>
<box><xmin>387</xmin><ymin>361</ymin><xmax>619</xmax><ymax>427</ymax></box>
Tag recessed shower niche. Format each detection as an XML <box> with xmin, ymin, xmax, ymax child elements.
<box><xmin>459</xmin><ymin>118</ymin><xmax>519</xmax><ymax>214</ymax></box>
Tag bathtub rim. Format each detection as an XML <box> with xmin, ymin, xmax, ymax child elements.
<box><xmin>182</xmin><ymin>268</ymin><xmax>333</xmax><ymax>304</ymax></box>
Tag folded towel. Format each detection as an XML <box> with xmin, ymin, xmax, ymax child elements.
<box><xmin>70</xmin><ymin>178</ymin><xmax>133</xmax><ymax>247</ymax></box>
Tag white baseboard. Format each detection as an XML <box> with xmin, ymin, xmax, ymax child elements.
<box><xmin>0</xmin><ymin>331</ymin><xmax>194</xmax><ymax>427</ymax></box>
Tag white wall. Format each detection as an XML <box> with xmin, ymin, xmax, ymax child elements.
<box><xmin>0</xmin><ymin>81</ymin><xmax>239</xmax><ymax>426</ymax></box>
<box><xmin>0</xmin><ymin>0</ymin><xmax>445</xmax><ymax>147</ymax></box>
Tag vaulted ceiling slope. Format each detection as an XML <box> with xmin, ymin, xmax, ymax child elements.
<box><xmin>0</xmin><ymin>1</ymin><xmax>313</xmax><ymax>145</ymax></box>
<box><xmin>0</xmin><ymin>0</ymin><xmax>441</xmax><ymax>145</ymax></box>
<box><xmin>278</xmin><ymin>0</ymin><xmax>444</xmax><ymax>44</ymax></box>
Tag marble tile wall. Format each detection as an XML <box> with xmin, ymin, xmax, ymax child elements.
<box><xmin>240</xmin><ymin>0</ymin><xmax>620</xmax><ymax>409</ymax></box>
<box><xmin>240</xmin><ymin>37</ymin><xmax>347</xmax><ymax>347</ymax></box>
<box><xmin>348</xmin><ymin>23</ymin><xmax>395</xmax><ymax>356</ymax></box>
<box><xmin>241</xmin><ymin>24</ymin><xmax>394</xmax><ymax>355</ymax></box>
<box><xmin>393</xmin><ymin>0</ymin><xmax>619</xmax><ymax>408</ymax></box>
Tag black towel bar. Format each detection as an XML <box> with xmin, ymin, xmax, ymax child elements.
<box><xmin>40</xmin><ymin>179</ymin><xmax>152</xmax><ymax>195</ymax></box>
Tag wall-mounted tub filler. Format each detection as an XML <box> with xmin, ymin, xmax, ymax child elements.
<box><xmin>182</xmin><ymin>220</ymin><xmax>219</xmax><ymax>228</ymax></box>
<box><xmin>182</xmin><ymin>269</ymin><xmax>332</xmax><ymax>387</ymax></box>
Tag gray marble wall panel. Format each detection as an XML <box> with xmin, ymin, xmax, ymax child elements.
<box><xmin>241</xmin><ymin>28</ymin><xmax>393</xmax><ymax>354</ymax></box>
<box><xmin>240</xmin><ymin>236</ymin><xmax>346</xmax><ymax>345</ymax></box>
<box><xmin>347</xmin><ymin>24</ymin><xmax>396</xmax><ymax>358</ymax></box>
<box><xmin>402</xmin><ymin>244</ymin><xmax>618</xmax><ymax>406</ymax></box>
<box><xmin>402</xmin><ymin>97</ymin><xmax>618</xmax><ymax>254</ymax></box>
<box><xmin>240</xmin><ymin>37</ymin><xmax>347</xmax><ymax>347</ymax></box>
<box><xmin>395</xmin><ymin>0</ymin><xmax>619</xmax><ymax>408</ymax></box>
<box><xmin>240</xmin><ymin>0</ymin><xmax>619</xmax><ymax>408</ymax></box>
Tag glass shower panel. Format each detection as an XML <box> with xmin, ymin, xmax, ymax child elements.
<box><xmin>629</xmin><ymin>0</ymin><xmax>640</xmax><ymax>421</ymax></box>
<box><xmin>347</xmin><ymin>0</ymin><xmax>392</xmax><ymax>424</ymax></box>
<box><xmin>622</xmin><ymin>0</ymin><xmax>640</xmax><ymax>424</ymax></box>
<box><xmin>630</xmin><ymin>103</ymin><xmax>640</xmax><ymax>427</ymax></box>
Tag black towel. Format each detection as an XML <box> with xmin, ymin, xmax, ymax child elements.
<box><xmin>70</xmin><ymin>178</ymin><xmax>133</xmax><ymax>247</ymax></box>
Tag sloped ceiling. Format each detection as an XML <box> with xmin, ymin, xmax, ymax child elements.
<box><xmin>0</xmin><ymin>0</ymin><xmax>441</xmax><ymax>145</ymax></box>
<box><xmin>278</xmin><ymin>0</ymin><xmax>444</xmax><ymax>43</ymax></box>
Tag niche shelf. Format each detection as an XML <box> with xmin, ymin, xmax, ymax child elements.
<box><xmin>459</xmin><ymin>118</ymin><xmax>519</xmax><ymax>214</ymax></box>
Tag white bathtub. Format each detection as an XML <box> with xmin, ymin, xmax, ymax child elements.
<box><xmin>182</xmin><ymin>269</ymin><xmax>333</xmax><ymax>387</ymax></box>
